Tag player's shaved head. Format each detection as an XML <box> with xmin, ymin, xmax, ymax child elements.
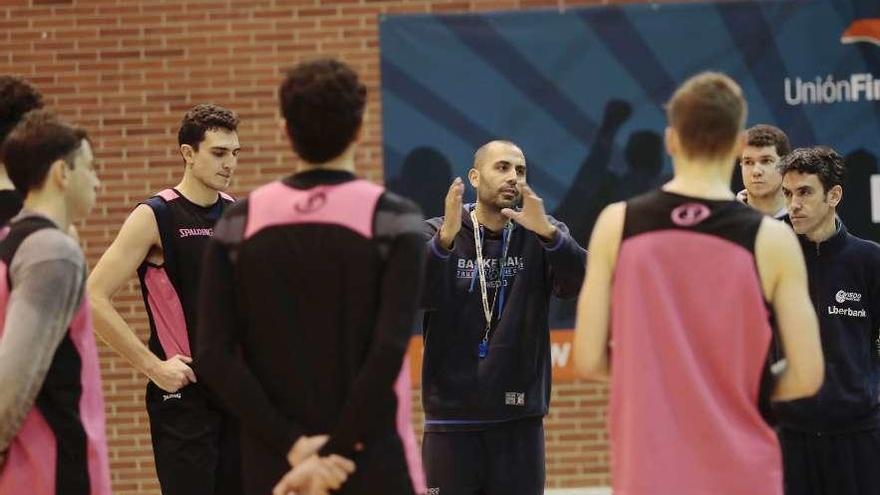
<box><xmin>473</xmin><ymin>140</ymin><xmax>523</xmax><ymax>170</ymax></box>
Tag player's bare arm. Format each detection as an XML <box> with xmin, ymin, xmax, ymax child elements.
<box><xmin>755</xmin><ymin>218</ymin><xmax>823</xmax><ymax>401</ymax></box>
<box><xmin>574</xmin><ymin>202</ymin><xmax>625</xmax><ymax>380</ymax></box>
<box><xmin>88</xmin><ymin>204</ymin><xmax>196</xmax><ymax>393</ymax></box>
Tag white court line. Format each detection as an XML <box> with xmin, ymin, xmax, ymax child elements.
<box><xmin>544</xmin><ymin>489</ymin><xmax>610</xmax><ymax>495</ymax></box>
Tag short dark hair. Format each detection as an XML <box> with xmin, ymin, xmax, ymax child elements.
<box><xmin>0</xmin><ymin>76</ymin><xmax>44</xmax><ymax>146</ymax></box>
<box><xmin>279</xmin><ymin>58</ymin><xmax>366</xmax><ymax>164</ymax></box>
<box><xmin>746</xmin><ymin>124</ymin><xmax>791</xmax><ymax>158</ymax></box>
<box><xmin>177</xmin><ymin>103</ymin><xmax>239</xmax><ymax>150</ymax></box>
<box><xmin>667</xmin><ymin>72</ymin><xmax>746</xmax><ymax>160</ymax></box>
<box><xmin>0</xmin><ymin>110</ymin><xmax>88</xmax><ymax>194</ymax></box>
<box><xmin>779</xmin><ymin>146</ymin><xmax>845</xmax><ymax>194</ymax></box>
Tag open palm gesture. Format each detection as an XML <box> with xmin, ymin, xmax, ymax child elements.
<box><xmin>502</xmin><ymin>185</ymin><xmax>556</xmax><ymax>239</ymax></box>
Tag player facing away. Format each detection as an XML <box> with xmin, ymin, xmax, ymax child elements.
<box><xmin>195</xmin><ymin>58</ymin><xmax>426</xmax><ymax>495</ymax></box>
<box><xmin>87</xmin><ymin>104</ymin><xmax>242</xmax><ymax>495</ymax></box>
<box><xmin>574</xmin><ymin>72</ymin><xmax>824</xmax><ymax>495</ymax></box>
<box><xmin>0</xmin><ymin>110</ymin><xmax>108</xmax><ymax>495</ymax></box>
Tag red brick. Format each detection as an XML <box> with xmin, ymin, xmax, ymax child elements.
<box><xmin>144</xmin><ymin>48</ymin><xmax>185</xmax><ymax>58</ymax></box>
<box><xmin>142</xmin><ymin>3</ymin><xmax>184</xmax><ymax>15</ymax></box>
<box><xmin>30</xmin><ymin>17</ymin><xmax>73</xmax><ymax>28</ymax></box>
<box><xmin>76</xmin><ymin>16</ymin><xmax>120</xmax><ymax>27</ymax></box>
<box><xmin>121</xmin><ymin>37</ymin><xmax>163</xmax><ymax>49</ymax></box>
<box><xmin>11</xmin><ymin>52</ymin><xmax>52</xmax><ymax>63</ymax></box>
<box><xmin>430</xmin><ymin>2</ymin><xmax>472</xmax><ymax>12</ymax></box>
<box><xmin>33</xmin><ymin>40</ymin><xmax>75</xmax><ymax>50</ymax></box>
<box><xmin>252</xmin><ymin>8</ymin><xmax>296</xmax><ymax>19</ymax></box>
<box><xmin>99</xmin><ymin>27</ymin><xmax>142</xmax><ymax>37</ymax></box>
<box><xmin>103</xmin><ymin>116</ymin><xmax>144</xmax><ymax>126</ymax></box>
<box><xmin>58</xmin><ymin>51</ymin><xmax>97</xmax><ymax>61</ymax></box>
<box><xmin>275</xmin><ymin>0</ymin><xmax>320</xmax><ymax>5</ymax></box>
<box><xmin>299</xmin><ymin>7</ymin><xmax>337</xmax><ymax>17</ymax></box>
<box><xmin>79</xmin><ymin>39</ymin><xmax>121</xmax><ymax>50</ymax></box>
<box><xmin>97</xmin><ymin>5</ymin><xmax>142</xmax><ymax>15</ymax></box>
<box><xmin>341</xmin><ymin>6</ymin><xmax>381</xmax><ymax>16</ymax></box>
<box><xmin>51</xmin><ymin>4</ymin><xmax>98</xmax><ymax>16</ymax></box>
<box><xmin>123</xmin><ymin>15</ymin><xmax>163</xmax><ymax>25</ymax></box>
<box><xmin>143</xmin><ymin>25</ymin><xmax>184</xmax><ymax>36</ymax></box>
<box><xmin>8</xmin><ymin>6</ymin><xmax>51</xmax><ymax>18</ymax></box>
<box><xmin>77</xmin><ymin>61</ymin><xmax>120</xmax><ymax>72</ymax></box>
<box><xmin>100</xmin><ymin>71</ymin><xmax>143</xmax><ymax>82</ymax></box>
<box><xmin>208</xmin><ymin>33</ymin><xmax>253</xmax><ymax>44</ymax></box>
<box><xmin>50</xmin><ymin>28</ymin><xmax>98</xmax><ymax>41</ymax></box>
<box><xmin>254</xmin><ymin>31</ymin><xmax>296</xmax><ymax>42</ymax></box>
<box><xmin>101</xmin><ymin>50</ymin><xmax>141</xmax><ymax>60</ymax></box>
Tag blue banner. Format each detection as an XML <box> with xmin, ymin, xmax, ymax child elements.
<box><xmin>380</xmin><ymin>0</ymin><xmax>880</xmax><ymax>328</ymax></box>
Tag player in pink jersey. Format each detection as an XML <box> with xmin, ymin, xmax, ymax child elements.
<box><xmin>0</xmin><ymin>110</ymin><xmax>108</xmax><ymax>495</ymax></box>
<box><xmin>574</xmin><ymin>72</ymin><xmax>824</xmax><ymax>495</ymax></box>
<box><xmin>197</xmin><ymin>59</ymin><xmax>426</xmax><ymax>495</ymax></box>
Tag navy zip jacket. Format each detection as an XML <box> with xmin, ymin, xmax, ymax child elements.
<box><xmin>774</xmin><ymin>219</ymin><xmax>880</xmax><ymax>433</ymax></box>
<box><xmin>421</xmin><ymin>205</ymin><xmax>586</xmax><ymax>431</ymax></box>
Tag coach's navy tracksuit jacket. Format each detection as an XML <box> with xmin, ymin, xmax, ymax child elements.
<box><xmin>421</xmin><ymin>207</ymin><xmax>586</xmax><ymax>432</ymax></box>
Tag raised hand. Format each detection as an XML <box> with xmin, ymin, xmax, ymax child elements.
<box><xmin>148</xmin><ymin>354</ymin><xmax>196</xmax><ymax>393</ymax></box>
<box><xmin>501</xmin><ymin>184</ymin><xmax>557</xmax><ymax>240</ymax></box>
<box><xmin>438</xmin><ymin>177</ymin><xmax>464</xmax><ymax>249</ymax></box>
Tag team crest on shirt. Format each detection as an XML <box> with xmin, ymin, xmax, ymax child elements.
<box><xmin>835</xmin><ymin>290</ymin><xmax>862</xmax><ymax>303</ymax></box>
<box><xmin>294</xmin><ymin>191</ymin><xmax>327</xmax><ymax>213</ymax></box>
<box><xmin>670</xmin><ymin>203</ymin><xmax>711</xmax><ymax>227</ymax></box>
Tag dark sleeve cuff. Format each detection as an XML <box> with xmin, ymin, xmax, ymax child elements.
<box><xmin>428</xmin><ymin>234</ymin><xmax>452</xmax><ymax>259</ymax></box>
<box><xmin>539</xmin><ymin>229</ymin><xmax>565</xmax><ymax>251</ymax></box>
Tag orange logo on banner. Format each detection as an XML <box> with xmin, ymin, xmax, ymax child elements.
<box><xmin>407</xmin><ymin>330</ymin><xmax>578</xmax><ymax>385</ymax></box>
<box><xmin>842</xmin><ymin>19</ymin><xmax>880</xmax><ymax>46</ymax></box>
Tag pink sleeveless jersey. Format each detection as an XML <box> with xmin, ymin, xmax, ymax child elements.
<box><xmin>0</xmin><ymin>230</ymin><xmax>111</xmax><ymax>495</ymax></box>
<box><xmin>609</xmin><ymin>190</ymin><xmax>782</xmax><ymax>495</ymax></box>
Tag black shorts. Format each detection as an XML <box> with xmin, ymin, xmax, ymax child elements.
<box><xmin>780</xmin><ymin>427</ymin><xmax>880</xmax><ymax>495</ymax></box>
<box><xmin>146</xmin><ymin>382</ymin><xmax>242</xmax><ymax>495</ymax></box>
<box><xmin>422</xmin><ymin>416</ymin><xmax>545</xmax><ymax>495</ymax></box>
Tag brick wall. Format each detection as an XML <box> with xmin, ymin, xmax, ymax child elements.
<box><xmin>0</xmin><ymin>0</ymin><xmax>697</xmax><ymax>492</ymax></box>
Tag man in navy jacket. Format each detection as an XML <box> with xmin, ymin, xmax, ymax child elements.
<box><xmin>777</xmin><ymin>146</ymin><xmax>880</xmax><ymax>495</ymax></box>
<box><xmin>421</xmin><ymin>140</ymin><xmax>586</xmax><ymax>495</ymax></box>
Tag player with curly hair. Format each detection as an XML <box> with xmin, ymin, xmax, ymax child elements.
<box><xmin>196</xmin><ymin>58</ymin><xmax>426</xmax><ymax>495</ymax></box>
<box><xmin>0</xmin><ymin>76</ymin><xmax>44</xmax><ymax>224</ymax></box>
